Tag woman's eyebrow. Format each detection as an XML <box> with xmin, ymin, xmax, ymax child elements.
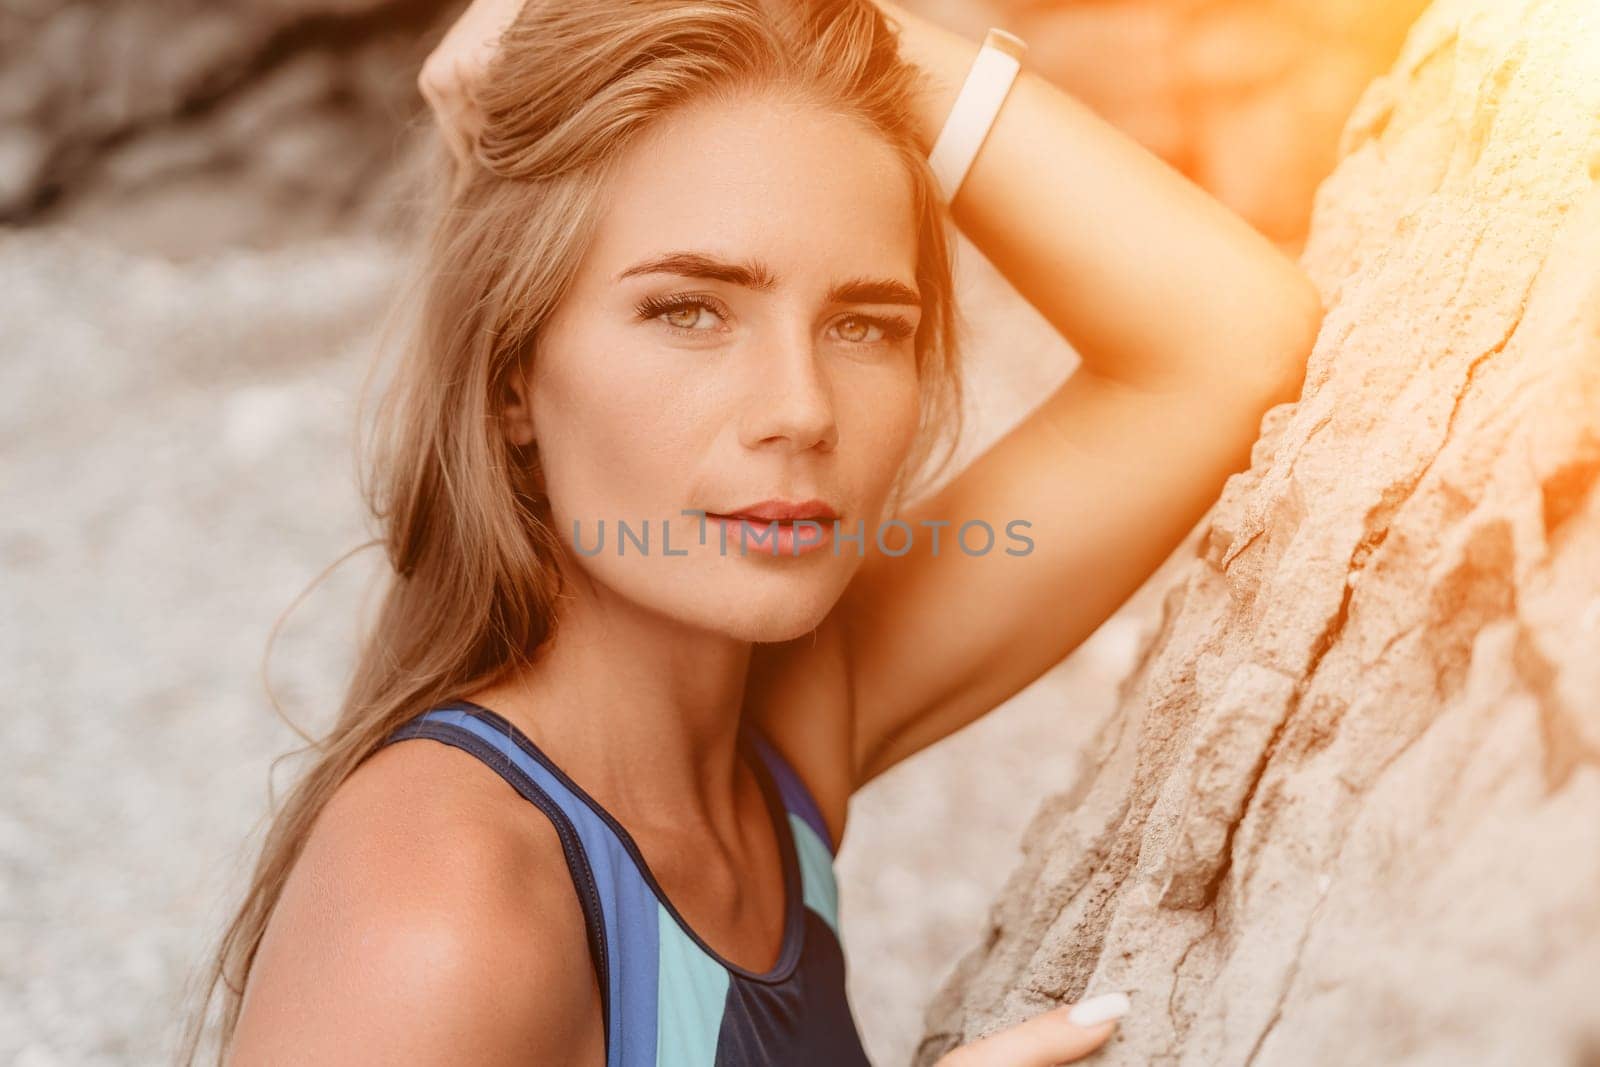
<box><xmin>616</xmin><ymin>251</ymin><xmax>921</xmax><ymax>307</ymax></box>
<box><xmin>828</xmin><ymin>277</ymin><xmax>922</xmax><ymax>308</ymax></box>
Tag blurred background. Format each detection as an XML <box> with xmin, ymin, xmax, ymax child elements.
<box><xmin>0</xmin><ymin>0</ymin><xmax>1429</xmax><ymax>1063</ymax></box>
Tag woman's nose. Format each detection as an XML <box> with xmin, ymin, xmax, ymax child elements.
<box><xmin>738</xmin><ymin>326</ymin><xmax>839</xmax><ymax>453</ymax></box>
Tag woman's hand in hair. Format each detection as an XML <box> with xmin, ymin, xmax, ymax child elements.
<box><xmin>418</xmin><ymin>0</ymin><xmax>524</xmax><ymax>166</ymax></box>
<box><xmin>933</xmin><ymin>994</ymin><xmax>1130</xmax><ymax>1066</ymax></box>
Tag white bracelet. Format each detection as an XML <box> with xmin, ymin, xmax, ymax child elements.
<box><xmin>926</xmin><ymin>28</ymin><xmax>1028</xmax><ymax>204</ymax></box>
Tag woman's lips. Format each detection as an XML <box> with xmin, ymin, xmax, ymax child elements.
<box><xmin>704</xmin><ymin>513</ymin><xmax>836</xmax><ymax>556</ymax></box>
<box><xmin>710</xmin><ymin>498</ymin><xmax>839</xmax><ymax>523</ymax></box>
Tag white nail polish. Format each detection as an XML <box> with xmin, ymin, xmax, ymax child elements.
<box><xmin>1067</xmin><ymin>992</ymin><xmax>1131</xmax><ymax>1027</ymax></box>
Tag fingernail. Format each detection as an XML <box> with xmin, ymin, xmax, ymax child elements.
<box><xmin>1066</xmin><ymin>992</ymin><xmax>1131</xmax><ymax>1027</ymax></box>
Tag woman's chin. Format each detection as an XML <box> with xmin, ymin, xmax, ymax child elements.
<box><xmin>730</xmin><ymin>608</ymin><xmax>834</xmax><ymax>645</ymax></box>
<box><xmin>688</xmin><ymin>579</ymin><xmax>843</xmax><ymax>644</ymax></box>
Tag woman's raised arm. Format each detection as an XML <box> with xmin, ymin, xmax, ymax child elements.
<box><xmin>877</xmin><ymin>0</ymin><xmax>1322</xmax><ymax>390</ymax></box>
<box><xmin>839</xmin><ymin>3</ymin><xmax>1324</xmax><ymax>785</ymax></box>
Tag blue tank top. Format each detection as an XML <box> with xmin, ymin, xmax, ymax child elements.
<box><xmin>382</xmin><ymin>700</ymin><xmax>873</xmax><ymax>1066</ymax></box>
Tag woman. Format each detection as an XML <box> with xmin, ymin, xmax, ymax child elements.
<box><xmin>188</xmin><ymin>0</ymin><xmax>1322</xmax><ymax>1062</ymax></box>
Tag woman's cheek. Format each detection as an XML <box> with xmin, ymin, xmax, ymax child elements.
<box><xmin>850</xmin><ymin>364</ymin><xmax>923</xmax><ymax>498</ymax></box>
<box><xmin>888</xmin><ymin>364</ymin><xmax>925</xmax><ymax>467</ymax></box>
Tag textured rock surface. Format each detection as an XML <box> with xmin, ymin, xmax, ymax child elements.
<box><xmin>0</xmin><ymin>0</ymin><xmax>452</xmax><ymax>253</ymax></box>
<box><xmin>916</xmin><ymin>1</ymin><xmax>1600</xmax><ymax>1063</ymax></box>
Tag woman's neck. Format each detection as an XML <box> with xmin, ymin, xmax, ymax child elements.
<box><xmin>460</xmin><ymin>569</ymin><xmax>756</xmax><ymax>834</ymax></box>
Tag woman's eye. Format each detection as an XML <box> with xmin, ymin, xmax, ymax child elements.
<box><xmin>661</xmin><ymin>301</ymin><xmax>717</xmax><ymax>330</ymax></box>
<box><xmin>637</xmin><ymin>295</ymin><xmax>726</xmax><ymax>333</ymax></box>
<box><xmin>833</xmin><ymin>314</ymin><xmax>915</xmax><ymax>346</ymax></box>
<box><xmin>836</xmin><ymin>316</ymin><xmax>875</xmax><ymax>343</ymax></box>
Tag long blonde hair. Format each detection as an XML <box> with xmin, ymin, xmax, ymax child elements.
<box><xmin>179</xmin><ymin>0</ymin><xmax>965</xmax><ymax>1059</ymax></box>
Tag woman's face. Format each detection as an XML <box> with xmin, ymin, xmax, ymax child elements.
<box><xmin>513</xmin><ymin>89</ymin><xmax>925</xmax><ymax>643</ymax></box>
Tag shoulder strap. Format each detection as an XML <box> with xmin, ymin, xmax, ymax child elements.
<box><xmin>742</xmin><ymin>721</ymin><xmax>843</xmax><ymax>937</ymax></box>
<box><xmin>743</xmin><ymin>722</ymin><xmax>837</xmax><ymax>856</ymax></box>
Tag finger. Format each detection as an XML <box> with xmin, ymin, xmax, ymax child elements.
<box><xmin>417</xmin><ymin>73</ymin><xmax>476</xmax><ymax>170</ymax></box>
<box><xmin>437</xmin><ymin>95</ymin><xmax>475</xmax><ymax>169</ymax></box>
<box><xmin>417</xmin><ymin>0</ymin><xmax>523</xmax><ymax>171</ymax></box>
<box><xmin>958</xmin><ymin>1011</ymin><xmax>1111</xmax><ymax>1067</ymax></box>
<box><xmin>445</xmin><ymin>58</ymin><xmax>484</xmax><ymax>161</ymax></box>
<box><xmin>944</xmin><ymin>994</ymin><xmax>1130</xmax><ymax>1067</ymax></box>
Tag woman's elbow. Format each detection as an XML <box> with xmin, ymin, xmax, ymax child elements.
<box><xmin>1260</xmin><ymin>276</ymin><xmax>1324</xmax><ymax>406</ymax></box>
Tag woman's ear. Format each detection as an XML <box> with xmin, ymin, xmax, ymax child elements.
<box><xmin>501</xmin><ymin>362</ymin><xmax>538</xmax><ymax>448</ymax></box>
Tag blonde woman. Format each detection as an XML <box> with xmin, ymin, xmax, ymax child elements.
<box><xmin>188</xmin><ymin>0</ymin><xmax>1321</xmax><ymax>1063</ymax></box>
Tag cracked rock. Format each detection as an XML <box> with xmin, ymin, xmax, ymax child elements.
<box><xmin>916</xmin><ymin>1</ymin><xmax>1600</xmax><ymax>1063</ymax></box>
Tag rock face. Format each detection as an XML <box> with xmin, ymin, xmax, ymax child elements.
<box><xmin>0</xmin><ymin>0</ymin><xmax>453</xmax><ymax>253</ymax></box>
<box><xmin>916</xmin><ymin>1</ymin><xmax>1600</xmax><ymax>1064</ymax></box>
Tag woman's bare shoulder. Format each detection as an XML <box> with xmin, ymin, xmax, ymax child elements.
<box><xmin>228</xmin><ymin>737</ymin><xmax>604</xmax><ymax>1066</ymax></box>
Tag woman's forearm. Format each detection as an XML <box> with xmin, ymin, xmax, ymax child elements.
<box><xmin>878</xmin><ymin>0</ymin><xmax>1322</xmax><ymax>395</ymax></box>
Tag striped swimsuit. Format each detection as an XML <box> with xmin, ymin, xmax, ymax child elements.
<box><xmin>382</xmin><ymin>700</ymin><xmax>873</xmax><ymax>1066</ymax></box>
